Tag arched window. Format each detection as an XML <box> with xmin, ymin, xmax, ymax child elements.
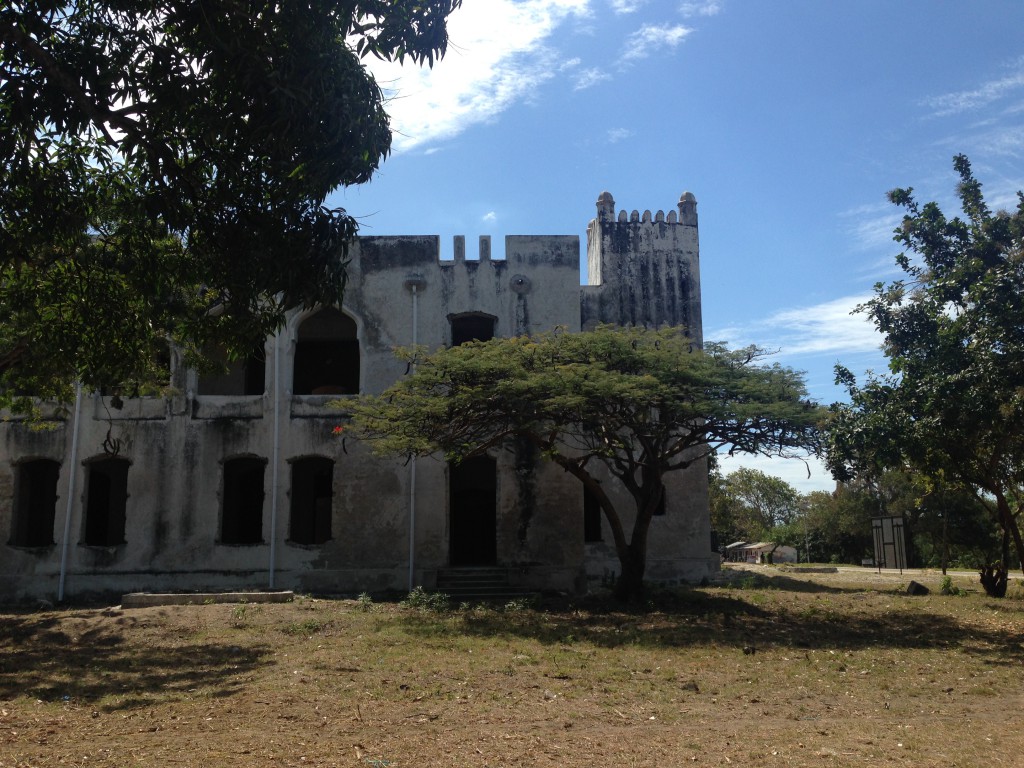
<box><xmin>221</xmin><ymin>457</ymin><xmax>266</xmax><ymax>545</ymax></box>
<box><xmin>293</xmin><ymin>308</ymin><xmax>360</xmax><ymax>395</ymax></box>
<box><xmin>449</xmin><ymin>312</ymin><xmax>496</xmax><ymax>346</ymax></box>
<box><xmin>9</xmin><ymin>459</ymin><xmax>59</xmax><ymax>547</ymax></box>
<box><xmin>289</xmin><ymin>457</ymin><xmax>334</xmax><ymax>545</ymax></box>
<box><xmin>83</xmin><ymin>457</ymin><xmax>130</xmax><ymax>546</ymax></box>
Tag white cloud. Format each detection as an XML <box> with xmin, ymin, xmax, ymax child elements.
<box><xmin>708</xmin><ymin>294</ymin><xmax>883</xmax><ymax>358</ymax></box>
<box><xmin>607</xmin><ymin>127</ymin><xmax>634</xmax><ymax>142</ymax></box>
<box><xmin>718</xmin><ymin>452</ymin><xmax>835</xmax><ymax>495</ymax></box>
<box><xmin>609</xmin><ymin>0</ymin><xmax>646</xmax><ymax>13</ymax></box>
<box><xmin>764</xmin><ymin>296</ymin><xmax>882</xmax><ymax>356</ymax></box>
<box><xmin>574</xmin><ymin>67</ymin><xmax>612</xmax><ymax>90</ymax></box>
<box><xmin>921</xmin><ymin>56</ymin><xmax>1024</xmax><ymax>117</ymax></box>
<box><xmin>365</xmin><ymin>1</ymin><xmax>591</xmax><ymax>151</ymax></box>
<box><xmin>679</xmin><ymin>0</ymin><xmax>723</xmax><ymax>18</ymax></box>
<box><xmin>482</xmin><ymin>211</ymin><xmax>497</xmax><ymax>223</ymax></box>
<box><xmin>622</xmin><ymin>23</ymin><xmax>693</xmax><ymax>62</ymax></box>
<box><xmin>970</xmin><ymin>124</ymin><xmax>1024</xmax><ymax>159</ymax></box>
<box><xmin>838</xmin><ymin>203</ymin><xmax>902</xmax><ymax>254</ymax></box>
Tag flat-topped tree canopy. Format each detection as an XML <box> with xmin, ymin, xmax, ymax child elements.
<box><xmin>351</xmin><ymin>325</ymin><xmax>823</xmax><ymax>599</ymax></box>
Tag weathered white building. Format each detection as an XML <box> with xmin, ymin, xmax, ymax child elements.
<box><xmin>0</xmin><ymin>192</ymin><xmax>718</xmax><ymax>601</ymax></box>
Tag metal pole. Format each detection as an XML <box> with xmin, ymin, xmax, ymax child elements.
<box><xmin>58</xmin><ymin>382</ymin><xmax>83</xmax><ymax>602</ymax></box>
<box><xmin>269</xmin><ymin>332</ymin><xmax>281</xmax><ymax>589</ymax></box>
<box><xmin>408</xmin><ymin>284</ymin><xmax>418</xmax><ymax>592</ymax></box>
<box><xmin>403</xmin><ymin>275</ymin><xmax>425</xmax><ymax>592</ymax></box>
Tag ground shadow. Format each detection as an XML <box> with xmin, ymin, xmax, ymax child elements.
<box><xmin>395</xmin><ymin>584</ymin><xmax>1024</xmax><ymax>666</ymax></box>
<box><xmin>0</xmin><ymin>609</ymin><xmax>272</xmax><ymax>711</ymax></box>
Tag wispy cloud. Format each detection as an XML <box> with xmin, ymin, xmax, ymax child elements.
<box><xmin>679</xmin><ymin>0</ymin><xmax>723</xmax><ymax>18</ymax></box>
<box><xmin>482</xmin><ymin>211</ymin><xmax>497</xmax><ymax>223</ymax></box>
<box><xmin>708</xmin><ymin>294</ymin><xmax>882</xmax><ymax>358</ymax></box>
<box><xmin>764</xmin><ymin>296</ymin><xmax>882</xmax><ymax>356</ymax></box>
<box><xmin>921</xmin><ymin>55</ymin><xmax>1024</xmax><ymax>117</ymax></box>
<box><xmin>969</xmin><ymin>124</ymin><xmax>1024</xmax><ymax>160</ymax></box>
<box><xmin>574</xmin><ymin>66</ymin><xmax>612</xmax><ymax>90</ymax></box>
<box><xmin>609</xmin><ymin>0</ymin><xmax>646</xmax><ymax>13</ymax></box>
<box><xmin>366</xmin><ymin>1</ymin><xmax>590</xmax><ymax>151</ymax></box>
<box><xmin>607</xmin><ymin>127</ymin><xmax>634</xmax><ymax>142</ymax></box>
<box><xmin>621</xmin><ymin>23</ymin><xmax>693</xmax><ymax>62</ymax></box>
<box><xmin>838</xmin><ymin>203</ymin><xmax>902</xmax><ymax>254</ymax></box>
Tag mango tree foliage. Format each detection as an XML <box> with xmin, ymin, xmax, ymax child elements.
<box><xmin>350</xmin><ymin>326</ymin><xmax>822</xmax><ymax>599</ymax></box>
<box><xmin>826</xmin><ymin>155</ymin><xmax>1024</xmax><ymax>577</ymax></box>
<box><xmin>714</xmin><ymin>467</ymin><xmax>800</xmax><ymax>541</ymax></box>
<box><xmin>0</xmin><ymin>0</ymin><xmax>459</xmax><ymax>408</ymax></box>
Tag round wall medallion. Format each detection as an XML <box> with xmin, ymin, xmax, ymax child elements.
<box><xmin>510</xmin><ymin>274</ymin><xmax>532</xmax><ymax>294</ymax></box>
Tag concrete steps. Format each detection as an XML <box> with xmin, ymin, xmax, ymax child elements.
<box><xmin>434</xmin><ymin>567</ymin><xmax>535</xmax><ymax>603</ymax></box>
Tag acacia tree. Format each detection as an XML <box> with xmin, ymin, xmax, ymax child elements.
<box><xmin>827</xmin><ymin>155</ymin><xmax>1024</xmax><ymax>586</ymax></box>
<box><xmin>0</xmin><ymin>1</ymin><xmax>459</xmax><ymax>407</ymax></box>
<box><xmin>350</xmin><ymin>326</ymin><xmax>822</xmax><ymax>599</ymax></box>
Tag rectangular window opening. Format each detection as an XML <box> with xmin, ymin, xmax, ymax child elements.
<box><xmin>221</xmin><ymin>458</ymin><xmax>266</xmax><ymax>545</ymax></box>
<box><xmin>84</xmin><ymin>458</ymin><xmax>129</xmax><ymax>546</ymax></box>
<box><xmin>289</xmin><ymin>457</ymin><xmax>334</xmax><ymax>545</ymax></box>
<box><xmin>10</xmin><ymin>459</ymin><xmax>60</xmax><ymax>547</ymax></box>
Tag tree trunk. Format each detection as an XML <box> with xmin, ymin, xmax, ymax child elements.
<box><xmin>548</xmin><ymin>454</ymin><xmax>662</xmax><ymax>602</ymax></box>
<box><xmin>614</xmin><ymin>543</ymin><xmax>647</xmax><ymax>601</ymax></box>
<box><xmin>995</xmin><ymin>493</ymin><xmax>1024</xmax><ymax>575</ymax></box>
<box><xmin>612</xmin><ymin>480</ymin><xmax>660</xmax><ymax>601</ymax></box>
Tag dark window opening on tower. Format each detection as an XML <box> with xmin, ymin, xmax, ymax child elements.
<box><xmin>84</xmin><ymin>458</ymin><xmax>129</xmax><ymax>546</ymax></box>
<box><xmin>221</xmin><ymin>457</ymin><xmax>266</xmax><ymax>545</ymax></box>
<box><xmin>450</xmin><ymin>313</ymin><xmax>496</xmax><ymax>346</ymax></box>
<box><xmin>9</xmin><ymin>459</ymin><xmax>60</xmax><ymax>547</ymax></box>
<box><xmin>293</xmin><ymin>308</ymin><xmax>360</xmax><ymax>395</ymax></box>
<box><xmin>289</xmin><ymin>457</ymin><xmax>334</xmax><ymax>545</ymax></box>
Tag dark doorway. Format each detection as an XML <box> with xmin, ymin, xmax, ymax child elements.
<box><xmin>450</xmin><ymin>313</ymin><xmax>496</xmax><ymax>346</ymax></box>
<box><xmin>293</xmin><ymin>308</ymin><xmax>360</xmax><ymax>395</ymax></box>
<box><xmin>84</xmin><ymin>458</ymin><xmax>129</xmax><ymax>546</ymax></box>
<box><xmin>449</xmin><ymin>455</ymin><xmax>497</xmax><ymax>566</ymax></box>
<box><xmin>9</xmin><ymin>459</ymin><xmax>60</xmax><ymax>547</ymax></box>
<box><xmin>221</xmin><ymin>457</ymin><xmax>266</xmax><ymax>544</ymax></box>
<box><xmin>583</xmin><ymin>485</ymin><xmax>603</xmax><ymax>542</ymax></box>
<box><xmin>289</xmin><ymin>457</ymin><xmax>334</xmax><ymax>545</ymax></box>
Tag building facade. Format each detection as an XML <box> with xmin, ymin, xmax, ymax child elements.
<box><xmin>0</xmin><ymin>192</ymin><xmax>718</xmax><ymax>601</ymax></box>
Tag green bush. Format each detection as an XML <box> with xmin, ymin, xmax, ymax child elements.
<box><xmin>401</xmin><ymin>586</ymin><xmax>450</xmax><ymax>611</ymax></box>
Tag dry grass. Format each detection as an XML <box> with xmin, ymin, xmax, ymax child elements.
<box><xmin>2</xmin><ymin>567</ymin><xmax>1023</xmax><ymax>767</ymax></box>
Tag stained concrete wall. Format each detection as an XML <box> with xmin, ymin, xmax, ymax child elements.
<box><xmin>0</xmin><ymin>196</ymin><xmax>718</xmax><ymax>602</ymax></box>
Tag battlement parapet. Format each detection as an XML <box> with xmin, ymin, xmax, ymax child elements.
<box><xmin>596</xmin><ymin>191</ymin><xmax>697</xmax><ymax>227</ymax></box>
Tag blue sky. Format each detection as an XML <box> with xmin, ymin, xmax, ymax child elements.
<box><xmin>335</xmin><ymin>0</ymin><xmax>1024</xmax><ymax>492</ymax></box>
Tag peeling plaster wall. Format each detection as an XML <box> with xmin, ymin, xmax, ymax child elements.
<box><xmin>0</xmin><ymin>195</ymin><xmax>718</xmax><ymax>602</ymax></box>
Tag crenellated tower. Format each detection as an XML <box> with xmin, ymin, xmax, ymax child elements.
<box><xmin>581</xmin><ymin>191</ymin><xmax>702</xmax><ymax>344</ymax></box>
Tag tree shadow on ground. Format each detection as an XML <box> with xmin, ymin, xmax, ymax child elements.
<box><xmin>0</xmin><ymin>609</ymin><xmax>272</xmax><ymax>712</ymax></box>
<box><xmin>715</xmin><ymin>568</ymin><xmax>896</xmax><ymax>594</ymax></box>
<box><xmin>396</xmin><ymin>584</ymin><xmax>1024</xmax><ymax>667</ymax></box>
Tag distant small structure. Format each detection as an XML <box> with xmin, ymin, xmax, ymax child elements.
<box><xmin>725</xmin><ymin>541</ymin><xmax>797</xmax><ymax>564</ymax></box>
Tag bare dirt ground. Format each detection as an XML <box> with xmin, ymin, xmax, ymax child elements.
<box><xmin>2</xmin><ymin>566</ymin><xmax>1023</xmax><ymax>768</ymax></box>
